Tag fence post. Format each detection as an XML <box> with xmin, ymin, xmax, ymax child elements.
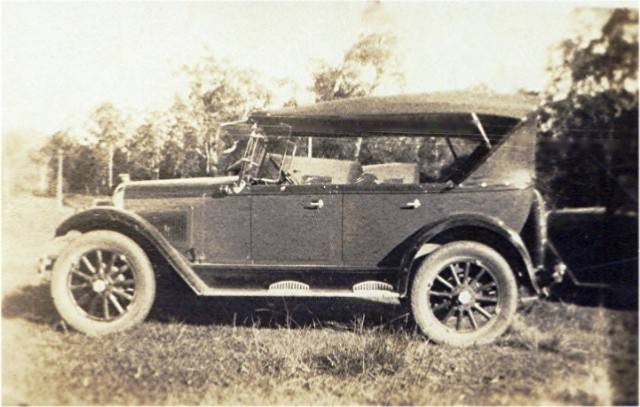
<box><xmin>56</xmin><ymin>149</ymin><xmax>63</xmax><ymax>209</ymax></box>
<box><xmin>108</xmin><ymin>143</ymin><xmax>114</xmax><ymax>189</ymax></box>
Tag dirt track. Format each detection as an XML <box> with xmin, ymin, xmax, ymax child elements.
<box><xmin>2</xmin><ymin>194</ymin><xmax>73</xmax><ymax>294</ymax></box>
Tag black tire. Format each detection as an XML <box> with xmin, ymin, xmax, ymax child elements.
<box><xmin>51</xmin><ymin>230</ymin><xmax>156</xmax><ymax>336</ymax></box>
<box><xmin>410</xmin><ymin>241</ymin><xmax>517</xmax><ymax>347</ymax></box>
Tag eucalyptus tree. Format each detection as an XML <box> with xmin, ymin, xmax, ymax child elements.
<box><xmin>538</xmin><ymin>8</ymin><xmax>638</xmax><ymax>209</ymax></box>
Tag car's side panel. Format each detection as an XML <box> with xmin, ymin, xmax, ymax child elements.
<box><xmin>394</xmin><ymin>213</ymin><xmax>540</xmax><ymax>296</ymax></box>
<box><xmin>124</xmin><ymin>197</ymin><xmax>201</xmax><ymax>255</ymax></box>
<box><xmin>124</xmin><ymin>178</ymin><xmax>253</xmax><ymax>265</ymax></box>
<box><xmin>51</xmin><ymin>196</ymin><xmax>541</xmax><ymax>296</ymax></box>
<box><xmin>250</xmin><ymin>186</ymin><xmax>342</xmax><ymax>264</ymax></box>
<box><xmin>198</xmin><ymin>195</ymin><xmax>251</xmax><ymax>264</ymax></box>
<box><xmin>343</xmin><ymin>188</ymin><xmax>533</xmax><ymax>267</ymax></box>
<box><xmin>54</xmin><ymin>207</ymin><xmax>209</xmax><ymax>294</ymax></box>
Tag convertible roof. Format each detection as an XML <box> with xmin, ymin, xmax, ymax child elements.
<box><xmin>224</xmin><ymin>92</ymin><xmax>538</xmax><ymax>138</ymax></box>
<box><xmin>255</xmin><ymin>91</ymin><xmax>537</xmax><ymax>119</ymax></box>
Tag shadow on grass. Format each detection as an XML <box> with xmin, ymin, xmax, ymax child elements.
<box><xmin>2</xmin><ymin>283</ymin><xmax>60</xmax><ymax>325</ymax></box>
<box><xmin>1</xmin><ymin>280</ymin><xmax>411</xmax><ymax>332</ymax></box>
<box><xmin>149</xmin><ymin>285</ymin><xmax>410</xmax><ymax>332</ymax></box>
<box><xmin>2</xmin><ymin>277</ymin><xmax>634</xmax><ymax>335</ymax></box>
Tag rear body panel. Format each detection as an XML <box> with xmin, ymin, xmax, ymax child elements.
<box><xmin>343</xmin><ymin>187</ymin><xmax>533</xmax><ymax>267</ymax></box>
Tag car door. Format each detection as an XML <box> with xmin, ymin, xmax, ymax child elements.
<box><xmin>249</xmin><ymin>185</ymin><xmax>342</xmax><ymax>265</ymax></box>
<box><xmin>342</xmin><ymin>186</ymin><xmax>432</xmax><ymax>268</ymax></box>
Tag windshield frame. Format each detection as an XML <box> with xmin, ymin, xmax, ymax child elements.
<box><xmin>238</xmin><ymin>125</ymin><xmax>297</xmax><ymax>185</ymax></box>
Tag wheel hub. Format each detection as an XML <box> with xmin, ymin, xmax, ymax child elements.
<box><xmin>92</xmin><ymin>279</ymin><xmax>107</xmax><ymax>293</ymax></box>
<box><xmin>457</xmin><ymin>289</ymin><xmax>474</xmax><ymax>305</ymax></box>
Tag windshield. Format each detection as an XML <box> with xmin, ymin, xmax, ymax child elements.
<box><xmin>239</xmin><ymin>127</ymin><xmax>267</xmax><ymax>181</ymax></box>
<box><xmin>239</xmin><ymin>126</ymin><xmax>297</xmax><ymax>184</ymax></box>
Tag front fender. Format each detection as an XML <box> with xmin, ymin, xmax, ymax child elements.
<box><xmin>397</xmin><ymin>213</ymin><xmax>540</xmax><ymax>296</ymax></box>
<box><xmin>55</xmin><ymin>207</ymin><xmax>207</xmax><ymax>294</ymax></box>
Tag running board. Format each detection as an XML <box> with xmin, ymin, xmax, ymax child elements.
<box><xmin>269</xmin><ymin>280</ymin><xmax>310</xmax><ymax>292</ymax></box>
<box><xmin>200</xmin><ymin>288</ymin><xmax>400</xmax><ymax>298</ymax></box>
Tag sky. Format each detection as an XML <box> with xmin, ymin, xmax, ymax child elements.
<box><xmin>0</xmin><ymin>1</ymin><xmax>626</xmax><ymax>137</ymax></box>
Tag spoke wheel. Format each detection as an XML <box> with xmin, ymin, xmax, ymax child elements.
<box><xmin>68</xmin><ymin>249</ymin><xmax>137</xmax><ymax>322</ymax></box>
<box><xmin>51</xmin><ymin>230</ymin><xmax>156</xmax><ymax>336</ymax></box>
<box><xmin>428</xmin><ymin>260</ymin><xmax>500</xmax><ymax>333</ymax></box>
<box><xmin>410</xmin><ymin>241</ymin><xmax>518</xmax><ymax>347</ymax></box>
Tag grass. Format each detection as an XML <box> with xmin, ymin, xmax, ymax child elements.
<box><xmin>2</xmin><ymin>282</ymin><xmax>638</xmax><ymax>405</ymax></box>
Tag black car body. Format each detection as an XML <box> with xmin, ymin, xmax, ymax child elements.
<box><xmin>43</xmin><ymin>92</ymin><xmax>561</xmax><ymax>345</ymax></box>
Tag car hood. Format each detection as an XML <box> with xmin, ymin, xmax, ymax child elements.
<box><xmin>122</xmin><ymin>176</ymin><xmax>239</xmax><ymax>200</ymax></box>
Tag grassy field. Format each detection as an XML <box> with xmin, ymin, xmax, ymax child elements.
<box><xmin>2</xmin><ymin>193</ymin><xmax>638</xmax><ymax>405</ymax></box>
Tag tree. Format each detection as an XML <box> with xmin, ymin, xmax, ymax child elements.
<box><xmin>309</xmin><ymin>30</ymin><xmax>406</xmax><ymax>162</ymax></box>
<box><xmin>37</xmin><ymin>131</ymin><xmax>76</xmax><ymax>195</ymax></box>
<box><xmin>538</xmin><ymin>8</ymin><xmax>638</xmax><ymax>210</ymax></box>
<box><xmin>37</xmin><ymin>131</ymin><xmax>105</xmax><ymax>195</ymax></box>
<box><xmin>158</xmin><ymin>97</ymin><xmax>202</xmax><ymax>178</ymax></box>
<box><xmin>88</xmin><ymin>103</ymin><xmax>129</xmax><ymax>190</ymax></box>
<box><xmin>35</xmin><ymin>55</ymin><xmax>274</xmax><ymax>191</ymax></box>
<box><xmin>126</xmin><ymin>112</ymin><xmax>168</xmax><ymax>180</ymax></box>
<box><xmin>311</xmin><ymin>31</ymin><xmax>404</xmax><ymax>102</ymax></box>
<box><xmin>181</xmin><ymin>55</ymin><xmax>272</xmax><ymax>175</ymax></box>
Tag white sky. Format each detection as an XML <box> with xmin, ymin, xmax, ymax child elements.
<box><xmin>0</xmin><ymin>1</ymin><xmax>626</xmax><ymax>136</ymax></box>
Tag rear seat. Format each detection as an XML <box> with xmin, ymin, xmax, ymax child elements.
<box><xmin>275</xmin><ymin>155</ymin><xmax>418</xmax><ymax>185</ymax></box>
<box><xmin>288</xmin><ymin>156</ymin><xmax>362</xmax><ymax>185</ymax></box>
<box><xmin>362</xmin><ymin>163</ymin><xmax>419</xmax><ymax>184</ymax></box>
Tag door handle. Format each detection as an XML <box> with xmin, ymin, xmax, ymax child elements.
<box><xmin>402</xmin><ymin>199</ymin><xmax>422</xmax><ymax>209</ymax></box>
<box><xmin>305</xmin><ymin>199</ymin><xmax>324</xmax><ymax>209</ymax></box>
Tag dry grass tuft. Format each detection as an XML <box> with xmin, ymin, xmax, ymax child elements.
<box><xmin>500</xmin><ymin>314</ymin><xmax>571</xmax><ymax>353</ymax></box>
<box><xmin>310</xmin><ymin>334</ymin><xmax>407</xmax><ymax>378</ymax></box>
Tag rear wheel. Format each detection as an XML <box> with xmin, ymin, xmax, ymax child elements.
<box><xmin>51</xmin><ymin>231</ymin><xmax>156</xmax><ymax>335</ymax></box>
<box><xmin>410</xmin><ymin>241</ymin><xmax>517</xmax><ymax>346</ymax></box>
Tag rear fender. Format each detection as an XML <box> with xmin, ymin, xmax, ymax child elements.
<box><xmin>55</xmin><ymin>207</ymin><xmax>207</xmax><ymax>294</ymax></box>
<box><xmin>397</xmin><ymin>214</ymin><xmax>540</xmax><ymax>297</ymax></box>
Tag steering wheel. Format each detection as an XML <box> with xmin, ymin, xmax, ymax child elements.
<box><xmin>268</xmin><ymin>155</ymin><xmax>296</xmax><ymax>185</ymax></box>
<box><xmin>226</xmin><ymin>158</ymin><xmax>243</xmax><ymax>174</ymax></box>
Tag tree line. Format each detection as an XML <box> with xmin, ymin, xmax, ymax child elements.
<box><xmin>35</xmin><ymin>8</ymin><xmax>638</xmax><ymax>211</ymax></box>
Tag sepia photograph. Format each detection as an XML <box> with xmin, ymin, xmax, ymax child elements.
<box><xmin>2</xmin><ymin>0</ymin><xmax>638</xmax><ymax>405</ymax></box>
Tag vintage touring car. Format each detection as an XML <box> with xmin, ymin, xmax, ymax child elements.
<box><xmin>42</xmin><ymin>92</ymin><xmax>563</xmax><ymax>346</ymax></box>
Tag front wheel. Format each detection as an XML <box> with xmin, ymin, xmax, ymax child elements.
<box><xmin>51</xmin><ymin>230</ymin><xmax>156</xmax><ymax>336</ymax></box>
<box><xmin>410</xmin><ymin>241</ymin><xmax>517</xmax><ymax>347</ymax></box>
